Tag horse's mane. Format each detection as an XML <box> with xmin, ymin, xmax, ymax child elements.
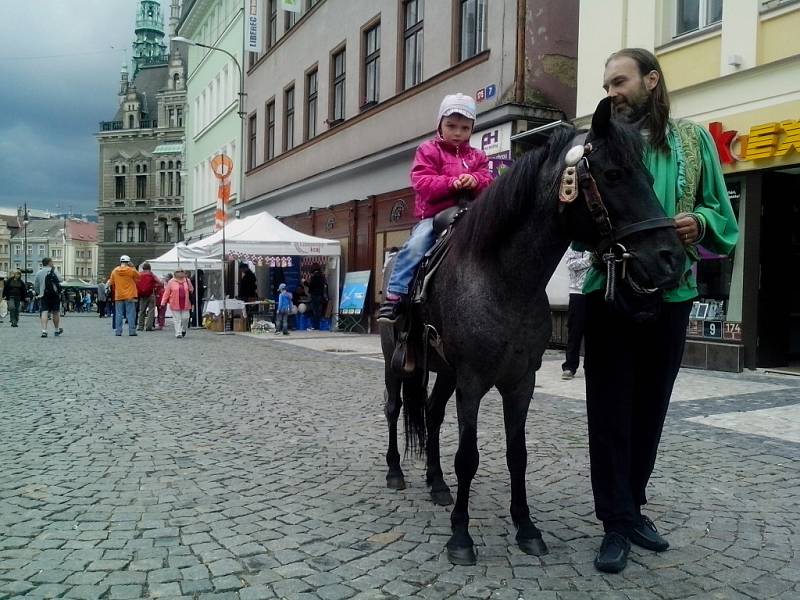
<box><xmin>450</xmin><ymin>124</ymin><xmax>578</xmax><ymax>260</ymax></box>
<box><xmin>450</xmin><ymin>117</ymin><xmax>645</xmax><ymax>261</ymax></box>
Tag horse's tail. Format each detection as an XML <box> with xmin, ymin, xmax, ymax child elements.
<box><xmin>402</xmin><ymin>369</ymin><xmax>427</xmax><ymax>459</ymax></box>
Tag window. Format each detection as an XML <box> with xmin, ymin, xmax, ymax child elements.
<box><xmin>305</xmin><ymin>69</ymin><xmax>318</xmax><ymax>140</ymax></box>
<box><xmin>268</xmin><ymin>0</ymin><xmax>278</xmax><ymax>49</ymax></box>
<box><xmin>162</xmin><ymin>220</ymin><xmax>171</xmax><ymax>242</ymax></box>
<box><xmin>403</xmin><ymin>0</ymin><xmax>424</xmax><ymax>89</ymax></box>
<box><xmin>127</xmin><ymin>222</ymin><xmax>135</xmax><ymax>243</ymax></box>
<box><xmin>363</xmin><ymin>22</ymin><xmax>380</xmax><ymax>106</ymax></box>
<box><xmin>174</xmin><ymin>219</ymin><xmax>183</xmax><ymax>242</ymax></box>
<box><xmin>284</xmin><ymin>85</ymin><xmax>295</xmax><ymax>151</ymax></box>
<box><xmin>176</xmin><ymin>161</ymin><xmax>182</xmax><ymax>196</ymax></box>
<box><xmin>136</xmin><ymin>175</ymin><xmax>147</xmax><ymax>199</ymax></box>
<box><xmin>115</xmin><ymin>176</ymin><xmax>126</xmax><ymax>199</ymax></box>
<box><xmin>286</xmin><ymin>5</ymin><xmax>299</xmax><ymax>30</ymax></box>
<box><xmin>138</xmin><ymin>222</ymin><xmax>147</xmax><ymax>243</ymax></box>
<box><xmin>115</xmin><ymin>223</ymin><xmax>123</xmax><ymax>243</ymax></box>
<box><xmin>676</xmin><ymin>0</ymin><xmax>723</xmax><ymax>37</ymax></box>
<box><xmin>459</xmin><ymin>0</ymin><xmax>487</xmax><ymax>61</ymax></box>
<box><xmin>331</xmin><ymin>48</ymin><xmax>346</xmax><ymax>123</ymax></box>
<box><xmin>38</xmin><ymin>244</ymin><xmax>45</xmax><ymax>255</ymax></box>
<box><xmin>266</xmin><ymin>100</ymin><xmax>276</xmax><ymax>160</ymax></box>
<box><xmin>248</xmin><ymin>114</ymin><xmax>258</xmax><ymax>169</ymax></box>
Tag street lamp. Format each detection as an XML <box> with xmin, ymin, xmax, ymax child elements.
<box><xmin>17</xmin><ymin>204</ymin><xmax>30</xmax><ymax>284</ymax></box>
<box><xmin>173</xmin><ymin>35</ymin><xmax>246</xmax><ymax>333</ymax></box>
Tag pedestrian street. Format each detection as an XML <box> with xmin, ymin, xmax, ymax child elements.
<box><xmin>1</xmin><ymin>315</ymin><xmax>798</xmax><ymax>599</ymax></box>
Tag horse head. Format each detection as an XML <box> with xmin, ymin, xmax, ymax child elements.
<box><xmin>559</xmin><ymin>97</ymin><xmax>684</xmax><ymax>293</ymax></box>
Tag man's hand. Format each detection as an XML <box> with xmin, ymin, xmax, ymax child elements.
<box><xmin>674</xmin><ymin>212</ymin><xmax>699</xmax><ymax>246</ymax></box>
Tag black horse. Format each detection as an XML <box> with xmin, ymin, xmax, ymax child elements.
<box><xmin>380</xmin><ymin>98</ymin><xmax>685</xmax><ymax>565</ymax></box>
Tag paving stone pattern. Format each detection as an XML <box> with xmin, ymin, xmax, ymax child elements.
<box><xmin>1</xmin><ymin>316</ymin><xmax>798</xmax><ymax>599</ymax></box>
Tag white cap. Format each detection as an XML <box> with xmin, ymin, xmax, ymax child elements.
<box><xmin>120</xmin><ymin>255</ymin><xmax>131</xmax><ymax>263</ymax></box>
<box><xmin>437</xmin><ymin>93</ymin><xmax>477</xmax><ymax>129</ymax></box>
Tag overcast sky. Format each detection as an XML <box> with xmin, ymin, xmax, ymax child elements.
<box><xmin>0</xmin><ymin>1</ymin><xmax>165</xmax><ymax>216</ymax></box>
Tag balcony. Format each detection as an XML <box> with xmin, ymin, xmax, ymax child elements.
<box><xmin>99</xmin><ymin>120</ymin><xmax>159</xmax><ymax>131</ymax></box>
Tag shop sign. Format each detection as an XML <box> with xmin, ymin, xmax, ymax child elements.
<box><xmin>687</xmin><ymin>319</ymin><xmax>742</xmax><ymax>342</ymax></box>
<box><xmin>470</xmin><ymin>122</ymin><xmax>511</xmax><ymax>156</ymax></box>
<box><xmin>709</xmin><ymin>120</ymin><xmax>800</xmax><ymax>164</ymax></box>
<box><xmin>246</xmin><ymin>0</ymin><xmax>263</xmax><ymax>53</ymax></box>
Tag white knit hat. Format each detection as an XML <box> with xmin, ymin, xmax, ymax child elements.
<box><xmin>436</xmin><ymin>93</ymin><xmax>477</xmax><ymax>129</ymax></box>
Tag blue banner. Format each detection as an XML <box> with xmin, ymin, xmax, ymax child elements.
<box><xmin>339</xmin><ymin>270</ymin><xmax>370</xmax><ymax>314</ymax></box>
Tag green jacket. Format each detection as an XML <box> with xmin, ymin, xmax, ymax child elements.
<box><xmin>582</xmin><ymin>119</ymin><xmax>740</xmax><ymax>302</ymax></box>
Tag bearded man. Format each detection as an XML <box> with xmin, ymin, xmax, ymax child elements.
<box><xmin>583</xmin><ymin>48</ymin><xmax>739</xmax><ymax>574</ymax></box>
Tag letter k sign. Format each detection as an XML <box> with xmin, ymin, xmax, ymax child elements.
<box><xmin>709</xmin><ymin>122</ymin><xmax>738</xmax><ymax>164</ymax></box>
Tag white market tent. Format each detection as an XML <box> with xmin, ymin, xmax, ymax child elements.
<box><xmin>147</xmin><ymin>243</ymin><xmax>222</xmax><ymax>274</ymax></box>
<box><xmin>188</xmin><ymin>211</ymin><xmax>342</xmax><ymax>325</ymax></box>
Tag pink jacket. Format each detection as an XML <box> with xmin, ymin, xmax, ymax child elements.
<box><xmin>411</xmin><ymin>138</ymin><xmax>493</xmax><ymax>219</ymax></box>
<box><xmin>161</xmin><ymin>278</ymin><xmax>194</xmax><ymax>311</ymax></box>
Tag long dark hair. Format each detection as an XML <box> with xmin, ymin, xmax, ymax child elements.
<box><xmin>606</xmin><ymin>48</ymin><xmax>671</xmax><ymax>153</ymax></box>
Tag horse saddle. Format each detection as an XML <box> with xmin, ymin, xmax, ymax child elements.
<box><xmin>411</xmin><ymin>205</ymin><xmax>468</xmax><ymax>305</ymax></box>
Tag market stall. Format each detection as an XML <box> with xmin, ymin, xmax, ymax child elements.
<box><xmin>188</xmin><ymin>211</ymin><xmax>342</xmax><ymax>329</ymax></box>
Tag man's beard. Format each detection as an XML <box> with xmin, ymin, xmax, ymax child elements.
<box><xmin>612</xmin><ymin>86</ymin><xmax>650</xmax><ymax>124</ymax></box>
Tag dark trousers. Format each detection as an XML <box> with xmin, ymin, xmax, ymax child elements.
<box><xmin>562</xmin><ymin>293</ymin><xmax>587</xmax><ymax>373</ymax></box>
<box><xmin>584</xmin><ymin>292</ymin><xmax>692</xmax><ymax>532</ymax></box>
<box><xmin>310</xmin><ymin>295</ymin><xmax>323</xmax><ymax>329</ymax></box>
<box><xmin>97</xmin><ymin>300</ymin><xmax>106</xmax><ymax>317</ymax></box>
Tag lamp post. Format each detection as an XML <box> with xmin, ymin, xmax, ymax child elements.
<box><xmin>17</xmin><ymin>204</ymin><xmax>30</xmax><ymax>284</ymax></box>
<box><xmin>173</xmin><ymin>35</ymin><xmax>246</xmax><ymax>333</ymax></box>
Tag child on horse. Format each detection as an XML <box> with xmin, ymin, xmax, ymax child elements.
<box><xmin>377</xmin><ymin>93</ymin><xmax>493</xmax><ymax>323</ymax></box>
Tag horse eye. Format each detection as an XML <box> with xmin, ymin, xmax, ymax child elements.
<box><xmin>605</xmin><ymin>169</ymin><xmax>623</xmax><ymax>182</ymax></box>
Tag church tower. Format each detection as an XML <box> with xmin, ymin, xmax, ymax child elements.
<box><xmin>132</xmin><ymin>0</ymin><xmax>167</xmax><ymax>75</ymax></box>
<box><xmin>168</xmin><ymin>0</ymin><xmax>183</xmax><ymax>39</ymax></box>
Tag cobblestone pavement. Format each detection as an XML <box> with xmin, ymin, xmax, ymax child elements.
<box><xmin>1</xmin><ymin>315</ymin><xmax>798</xmax><ymax>600</ymax></box>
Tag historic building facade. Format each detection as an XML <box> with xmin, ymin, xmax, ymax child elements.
<box><xmin>178</xmin><ymin>0</ymin><xmax>244</xmax><ymax>239</ymax></box>
<box><xmin>95</xmin><ymin>0</ymin><xmax>187</xmax><ymax>278</ymax></box>
<box><xmin>234</xmin><ymin>0</ymin><xmax>578</xmax><ymax>328</ymax></box>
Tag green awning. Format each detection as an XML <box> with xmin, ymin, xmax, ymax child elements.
<box><xmin>153</xmin><ymin>143</ymin><xmax>184</xmax><ymax>154</ymax></box>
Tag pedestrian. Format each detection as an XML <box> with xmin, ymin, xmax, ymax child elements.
<box><xmin>238</xmin><ymin>262</ymin><xmax>257</xmax><ymax>301</ymax></box>
<box><xmin>561</xmin><ymin>249</ymin><xmax>593</xmax><ymax>380</ymax></box>
<box><xmin>154</xmin><ymin>275</ymin><xmax>167</xmax><ymax>329</ymax></box>
<box><xmin>378</xmin><ymin>93</ymin><xmax>493</xmax><ymax>323</ymax></box>
<box><xmin>135</xmin><ymin>262</ymin><xmax>160</xmax><ymax>331</ymax></box>
<box><xmin>33</xmin><ymin>257</ymin><xmax>63</xmax><ymax>338</ymax></box>
<box><xmin>584</xmin><ymin>48</ymin><xmax>739</xmax><ymax>574</ymax></box>
<box><xmin>2</xmin><ymin>270</ymin><xmax>27</xmax><ymax>327</ymax></box>
<box><xmin>161</xmin><ymin>269</ymin><xmax>193</xmax><ymax>338</ymax></box>
<box><xmin>96</xmin><ymin>281</ymin><xmax>107</xmax><ymax>318</ymax></box>
<box><xmin>109</xmin><ymin>255</ymin><xmax>140</xmax><ymax>337</ymax></box>
<box><xmin>307</xmin><ymin>265</ymin><xmax>327</xmax><ymax>330</ymax></box>
<box><xmin>275</xmin><ymin>282</ymin><xmax>293</xmax><ymax>335</ymax></box>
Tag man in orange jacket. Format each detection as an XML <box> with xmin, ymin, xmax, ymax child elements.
<box><xmin>109</xmin><ymin>255</ymin><xmax>140</xmax><ymax>336</ymax></box>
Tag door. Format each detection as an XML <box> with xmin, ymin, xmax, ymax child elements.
<box><xmin>758</xmin><ymin>172</ymin><xmax>800</xmax><ymax>367</ymax></box>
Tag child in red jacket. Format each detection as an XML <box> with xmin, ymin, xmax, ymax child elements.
<box><xmin>377</xmin><ymin>93</ymin><xmax>492</xmax><ymax>323</ymax></box>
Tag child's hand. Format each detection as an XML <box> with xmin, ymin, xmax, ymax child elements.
<box><xmin>457</xmin><ymin>174</ymin><xmax>478</xmax><ymax>189</ymax></box>
<box><xmin>451</xmin><ymin>177</ymin><xmax>463</xmax><ymax>190</ymax></box>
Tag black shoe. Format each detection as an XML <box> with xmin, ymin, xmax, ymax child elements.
<box><xmin>181</xmin><ymin>331</ymin><xmax>186</xmax><ymax>337</ymax></box>
<box><xmin>54</xmin><ymin>328</ymin><xmax>63</xmax><ymax>337</ymax></box>
<box><xmin>628</xmin><ymin>515</ymin><xmax>669</xmax><ymax>552</ymax></box>
<box><xmin>377</xmin><ymin>299</ymin><xmax>404</xmax><ymax>324</ymax></box>
<box><xmin>594</xmin><ymin>532</ymin><xmax>631</xmax><ymax>574</ymax></box>
<box><xmin>41</xmin><ymin>331</ymin><xmax>47</xmax><ymax>338</ymax></box>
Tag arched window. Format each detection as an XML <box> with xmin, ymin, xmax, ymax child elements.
<box><xmin>128</xmin><ymin>115</ymin><xmax>134</xmax><ymax>128</ymax></box>
<box><xmin>160</xmin><ymin>161</ymin><xmax>165</xmax><ymax>169</ymax></box>
<box><xmin>138</xmin><ymin>222</ymin><xmax>147</xmax><ymax>242</ymax></box>
<box><xmin>162</xmin><ymin>220</ymin><xmax>170</xmax><ymax>242</ymax></box>
<box><xmin>127</xmin><ymin>222</ymin><xmax>135</xmax><ymax>242</ymax></box>
<box><xmin>174</xmin><ymin>219</ymin><xmax>183</xmax><ymax>242</ymax></box>
<box><xmin>115</xmin><ymin>222</ymin><xmax>123</xmax><ymax>243</ymax></box>
<box><xmin>115</xmin><ymin>165</ymin><xmax>120</xmax><ymax>174</ymax></box>
<box><xmin>136</xmin><ymin>164</ymin><xmax>141</xmax><ymax>173</ymax></box>
<box><xmin>173</xmin><ymin>73</ymin><xmax>180</xmax><ymax>88</ymax></box>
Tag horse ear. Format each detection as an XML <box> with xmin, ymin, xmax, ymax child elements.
<box><xmin>591</xmin><ymin>97</ymin><xmax>613</xmax><ymax>138</ymax></box>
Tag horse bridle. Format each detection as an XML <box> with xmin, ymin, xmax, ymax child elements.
<box><xmin>558</xmin><ymin>136</ymin><xmax>676</xmax><ymax>300</ymax></box>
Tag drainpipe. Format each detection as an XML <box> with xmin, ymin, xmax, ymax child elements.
<box><xmin>514</xmin><ymin>0</ymin><xmax>527</xmax><ymax>104</ymax></box>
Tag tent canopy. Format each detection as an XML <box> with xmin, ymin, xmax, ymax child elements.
<box><xmin>189</xmin><ymin>211</ymin><xmax>341</xmax><ymax>258</ymax></box>
<box><xmin>147</xmin><ymin>243</ymin><xmax>222</xmax><ymax>273</ymax></box>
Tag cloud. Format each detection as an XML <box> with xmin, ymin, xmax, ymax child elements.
<box><xmin>0</xmin><ymin>1</ymin><xmax>166</xmax><ymax>214</ymax></box>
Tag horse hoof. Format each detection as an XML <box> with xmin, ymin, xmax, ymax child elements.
<box><xmin>447</xmin><ymin>545</ymin><xmax>476</xmax><ymax>566</ymax></box>
<box><xmin>517</xmin><ymin>536</ymin><xmax>548</xmax><ymax>556</ymax></box>
<box><xmin>430</xmin><ymin>489</ymin><xmax>454</xmax><ymax>506</ymax></box>
<box><xmin>386</xmin><ymin>476</ymin><xmax>406</xmax><ymax>490</ymax></box>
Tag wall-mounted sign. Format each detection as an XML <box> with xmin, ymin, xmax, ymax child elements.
<box><xmin>709</xmin><ymin>119</ymin><xmax>800</xmax><ymax>164</ymax></box>
<box><xmin>470</xmin><ymin>122</ymin><xmax>512</xmax><ymax>157</ymax></box>
<box><xmin>475</xmin><ymin>84</ymin><xmax>497</xmax><ymax>103</ymax></box>
<box><xmin>246</xmin><ymin>0</ymin><xmax>263</xmax><ymax>53</ymax></box>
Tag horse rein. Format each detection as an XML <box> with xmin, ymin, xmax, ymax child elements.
<box><xmin>558</xmin><ymin>138</ymin><xmax>675</xmax><ymax>301</ymax></box>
